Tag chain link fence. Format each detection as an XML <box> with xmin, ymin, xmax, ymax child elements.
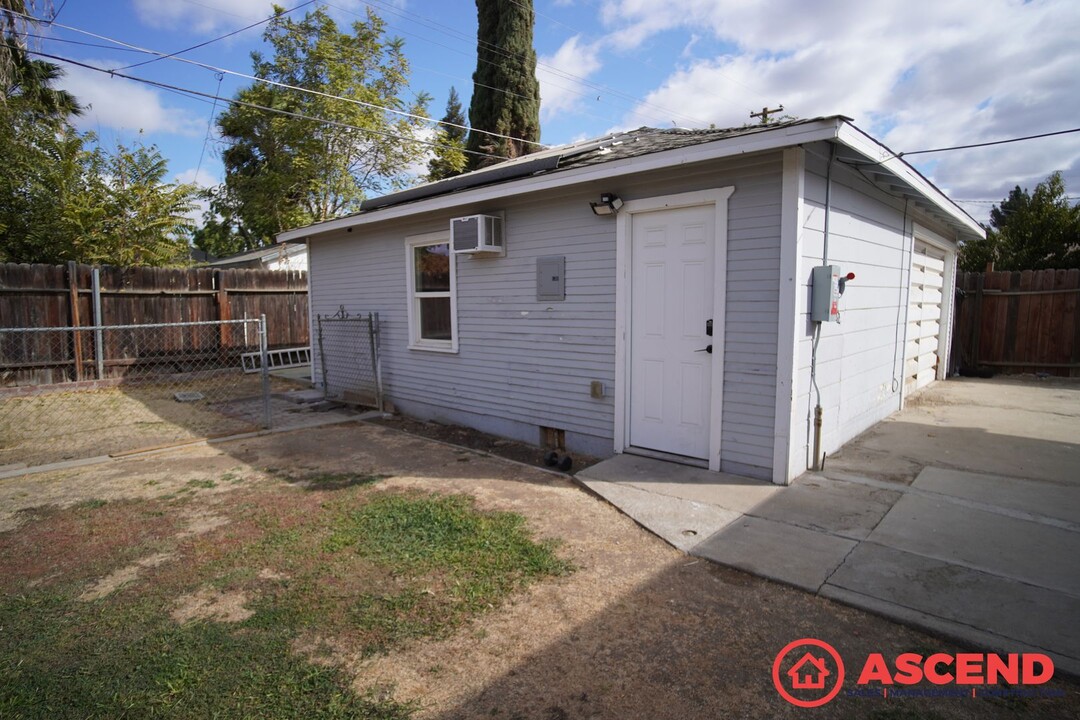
<box><xmin>0</xmin><ymin>319</ymin><xmax>275</xmax><ymax>469</ymax></box>
<box><xmin>315</xmin><ymin>310</ymin><xmax>382</xmax><ymax>411</ymax></box>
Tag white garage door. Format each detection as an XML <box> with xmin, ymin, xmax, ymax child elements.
<box><xmin>905</xmin><ymin>242</ymin><xmax>946</xmax><ymax>394</ymax></box>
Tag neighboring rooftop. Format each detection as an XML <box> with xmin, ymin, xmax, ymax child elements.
<box><xmin>205</xmin><ymin>242</ymin><xmax>307</xmax><ymax>269</ymax></box>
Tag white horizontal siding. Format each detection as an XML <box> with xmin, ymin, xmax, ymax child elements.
<box><xmin>309</xmin><ymin>152</ymin><xmax>783</xmax><ymax>469</ymax></box>
<box><xmin>792</xmin><ymin>145</ymin><xmax>912</xmax><ymax>463</ymax></box>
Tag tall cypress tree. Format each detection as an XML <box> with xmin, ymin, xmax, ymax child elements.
<box><xmin>466</xmin><ymin>0</ymin><xmax>540</xmax><ymax>170</ymax></box>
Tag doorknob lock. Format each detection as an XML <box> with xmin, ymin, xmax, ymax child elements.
<box><xmin>695</xmin><ymin>344</ymin><xmax>713</xmax><ymax>354</ymax></box>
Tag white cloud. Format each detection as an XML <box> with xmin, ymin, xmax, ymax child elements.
<box><xmin>132</xmin><ymin>0</ymin><xmax>372</xmax><ymax>34</ymax></box>
<box><xmin>175</xmin><ymin>166</ymin><xmax>218</xmax><ymax>187</ymax></box>
<box><xmin>537</xmin><ymin>35</ymin><xmax>604</xmax><ymax>120</ymax></box>
<box><xmin>595</xmin><ymin>0</ymin><xmax>1080</xmax><ymax>206</ymax></box>
<box><xmin>61</xmin><ymin>62</ymin><xmax>204</xmax><ymax>136</ymax></box>
<box><xmin>132</xmin><ymin>0</ymin><xmax>278</xmax><ymax>34</ymax></box>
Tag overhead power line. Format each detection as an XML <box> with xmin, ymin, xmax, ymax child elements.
<box><xmin>9</xmin><ymin>8</ymin><xmax>547</xmax><ymax>151</ymax></box>
<box><xmin>117</xmin><ymin>0</ymin><xmax>318</xmax><ymax>71</ymax></box>
<box><xmin>26</xmin><ymin>50</ymin><xmax>509</xmax><ymax>161</ymax></box>
<box><xmin>898</xmin><ymin>127</ymin><xmax>1080</xmax><ymax>157</ymax></box>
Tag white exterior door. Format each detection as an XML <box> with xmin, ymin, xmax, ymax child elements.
<box><xmin>906</xmin><ymin>241</ymin><xmax>946</xmax><ymax>393</ymax></box>
<box><xmin>628</xmin><ymin>204</ymin><xmax>716</xmax><ymax>459</ymax></box>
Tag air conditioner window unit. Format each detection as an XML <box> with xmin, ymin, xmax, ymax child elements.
<box><xmin>451</xmin><ymin>214</ymin><xmax>504</xmax><ymax>256</ymax></box>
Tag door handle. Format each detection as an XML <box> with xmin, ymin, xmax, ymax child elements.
<box><xmin>695</xmin><ymin>344</ymin><xmax>712</xmax><ymax>354</ymax></box>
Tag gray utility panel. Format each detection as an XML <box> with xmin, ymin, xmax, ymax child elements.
<box><xmin>537</xmin><ymin>256</ymin><xmax>566</xmax><ymax>301</ymax></box>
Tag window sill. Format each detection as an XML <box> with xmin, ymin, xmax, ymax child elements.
<box><xmin>408</xmin><ymin>342</ymin><xmax>458</xmax><ymax>354</ymax></box>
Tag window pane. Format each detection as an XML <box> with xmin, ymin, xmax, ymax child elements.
<box><xmin>419</xmin><ymin>297</ymin><xmax>452</xmax><ymax>340</ymax></box>
<box><xmin>415</xmin><ymin>243</ymin><xmax>450</xmax><ymax>291</ymax></box>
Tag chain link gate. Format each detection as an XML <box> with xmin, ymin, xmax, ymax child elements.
<box><xmin>0</xmin><ymin>318</ymin><xmax>273</xmax><ymax>469</ymax></box>
<box><xmin>315</xmin><ymin>308</ymin><xmax>382</xmax><ymax>411</ymax></box>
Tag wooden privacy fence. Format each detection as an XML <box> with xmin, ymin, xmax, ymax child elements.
<box><xmin>954</xmin><ymin>268</ymin><xmax>1080</xmax><ymax>377</ymax></box>
<box><xmin>0</xmin><ymin>262</ymin><xmax>308</xmax><ymax>385</ymax></box>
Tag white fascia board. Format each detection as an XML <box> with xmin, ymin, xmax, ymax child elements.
<box><xmin>276</xmin><ymin>119</ymin><xmax>845</xmax><ymax>243</ymax></box>
<box><xmin>835</xmin><ymin>123</ymin><xmax>985</xmax><ymax>241</ymax></box>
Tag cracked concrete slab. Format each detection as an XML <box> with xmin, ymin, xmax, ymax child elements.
<box><xmin>825</xmin><ymin>541</ymin><xmax>1080</xmax><ymax>664</ymax></box>
<box><xmin>866</xmin><ymin>493</ymin><xmax>1080</xmax><ymax>597</ymax></box>
<box><xmin>913</xmin><ymin>466</ymin><xmax>1080</xmax><ymax>527</ymax></box>
<box><xmin>693</xmin><ymin>515</ymin><xmax>857</xmax><ymax>592</ymax></box>
<box><xmin>574</xmin><ymin>378</ymin><xmax>1080</xmax><ymax>677</ymax></box>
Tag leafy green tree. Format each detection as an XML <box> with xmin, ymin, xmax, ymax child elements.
<box><xmin>466</xmin><ymin>0</ymin><xmax>540</xmax><ymax>169</ymax></box>
<box><xmin>0</xmin><ymin>120</ymin><xmax>90</xmax><ymax>263</ymax></box>
<box><xmin>78</xmin><ymin>140</ymin><xmax>198</xmax><ymax>266</ymax></box>
<box><xmin>426</xmin><ymin>86</ymin><xmax>468</xmax><ymax>181</ymax></box>
<box><xmin>209</xmin><ymin>5</ymin><xmax>431</xmax><ymax>247</ymax></box>
<box><xmin>2</xmin><ymin>36</ymin><xmax>80</xmax><ymax>115</ymax></box>
<box><xmin>191</xmin><ymin>185</ymin><xmax>260</xmax><ymax>259</ymax></box>
<box><xmin>0</xmin><ymin>132</ymin><xmax>198</xmax><ymax>266</ymax></box>
<box><xmin>960</xmin><ymin>172</ymin><xmax>1080</xmax><ymax>271</ymax></box>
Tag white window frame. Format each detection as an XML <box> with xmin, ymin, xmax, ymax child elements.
<box><xmin>405</xmin><ymin>231</ymin><xmax>458</xmax><ymax>353</ymax></box>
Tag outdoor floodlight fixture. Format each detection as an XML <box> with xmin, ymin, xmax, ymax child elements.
<box><xmin>590</xmin><ymin>193</ymin><xmax>623</xmax><ymax>216</ymax></box>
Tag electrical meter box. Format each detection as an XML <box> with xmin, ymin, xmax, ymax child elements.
<box><xmin>811</xmin><ymin>265</ymin><xmax>842</xmax><ymax>323</ymax></box>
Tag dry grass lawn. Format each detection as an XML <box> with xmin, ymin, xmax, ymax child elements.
<box><xmin>0</xmin><ymin>421</ymin><xmax>1077</xmax><ymax>719</ymax></box>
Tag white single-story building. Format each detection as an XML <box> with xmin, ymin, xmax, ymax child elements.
<box><xmin>206</xmin><ymin>242</ymin><xmax>309</xmax><ymax>272</ymax></box>
<box><xmin>278</xmin><ymin>116</ymin><xmax>983</xmax><ymax>485</ymax></box>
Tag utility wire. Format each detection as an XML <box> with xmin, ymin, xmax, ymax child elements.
<box><xmin>9</xmin><ymin>8</ymin><xmax>547</xmax><ymax>150</ymax></box>
<box><xmin>26</xmin><ymin>50</ymin><xmax>510</xmax><ymax>161</ymax></box>
<box><xmin>17</xmin><ymin>31</ymin><xmax>147</xmax><ymax>52</ymax></box>
<box><xmin>51</xmin><ymin>0</ymin><xmax>69</xmax><ymax>22</ymax></box>
<box><xmin>898</xmin><ymin>127</ymin><xmax>1080</xmax><ymax>156</ymax></box>
<box><xmin>841</xmin><ymin>126</ymin><xmax>1080</xmax><ymax>168</ymax></box>
<box><xmin>193</xmin><ymin>72</ymin><xmax>224</xmax><ymax>186</ymax></box>
<box><xmin>117</xmin><ymin>0</ymin><xmax>317</xmax><ymax>71</ymax></box>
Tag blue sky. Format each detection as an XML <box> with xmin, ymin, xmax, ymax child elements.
<box><xmin>27</xmin><ymin>0</ymin><xmax>1080</xmax><ymax>225</ymax></box>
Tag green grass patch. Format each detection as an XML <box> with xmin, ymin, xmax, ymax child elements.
<box><xmin>0</xmin><ymin>486</ymin><xmax>569</xmax><ymax>718</ymax></box>
<box><xmin>327</xmin><ymin>491</ymin><xmax>571</xmax><ymax>609</ymax></box>
<box><xmin>186</xmin><ymin>478</ymin><xmax>217</xmax><ymax>490</ymax></box>
<box><xmin>0</xmin><ymin>592</ymin><xmax>413</xmax><ymax>719</ymax></box>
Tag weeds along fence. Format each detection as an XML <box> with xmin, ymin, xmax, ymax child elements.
<box><xmin>0</xmin><ymin>261</ymin><xmax>307</xmax><ymax>385</ymax></box>
<box><xmin>0</xmin><ymin>319</ymin><xmax>278</xmax><ymax>469</ymax></box>
<box><xmin>954</xmin><ymin>268</ymin><xmax>1080</xmax><ymax>377</ymax></box>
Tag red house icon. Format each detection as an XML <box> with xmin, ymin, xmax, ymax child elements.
<box><xmin>788</xmin><ymin>652</ymin><xmax>830</xmax><ymax>690</ymax></box>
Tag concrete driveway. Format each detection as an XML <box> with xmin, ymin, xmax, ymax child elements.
<box><xmin>577</xmin><ymin>376</ymin><xmax>1080</xmax><ymax>674</ymax></box>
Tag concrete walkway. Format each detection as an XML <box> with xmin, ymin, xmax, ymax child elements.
<box><xmin>577</xmin><ymin>377</ymin><xmax>1080</xmax><ymax>675</ymax></box>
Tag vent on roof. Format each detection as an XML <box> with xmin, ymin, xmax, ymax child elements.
<box><xmin>451</xmin><ymin>214</ymin><xmax>504</xmax><ymax>256</ymax></box>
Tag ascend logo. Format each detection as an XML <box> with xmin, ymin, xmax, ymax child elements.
<box><xmin>772</xmin><ymin>639</ymin><xmax>845</xmax><ymax>708</ymax></box>
<box><xmin>772</xmin><ymin>639</ymin><xmax>1057</xmax><ymax>708</ymax></box>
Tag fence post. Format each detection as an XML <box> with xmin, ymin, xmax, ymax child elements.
<box><xmin>216</xmin><ymin>270</ymin><xmax>231</xmax><ymax>364</ymax></box>
<box><xmin>971</xmin><ymin>273</ymin><xmax>984</xmax><ymax>367</ymax></box>
<box><xmin>259</xmin><ymin>314</ymin><xmax>271</xmax><ymax>430</ymax></box>
<box><xmin>316</xmin><ymin>314</ymin><xmax>328</xmax><ymax>398</ymax></box>
<box><xmin>92</xmin><ymin>267</ymin><xmax>104</xmax><ymax>379</ymax></box>
<box><xmin>368</xmin><ymin>311</ymin><xmax>382</xmax><ymax>412</ymax></box>
<box><xmin>67</xmin><ymin>261</ymin><xmax>84</xmax><ymax>381</ymax></box>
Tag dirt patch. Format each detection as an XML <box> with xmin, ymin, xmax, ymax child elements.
<box><xmin>79</xmin><ymin>551</ymin><xmax>175</xmax><ymax>601</ymax></box>
<box><xmin>178</xmin><ymin>509</ymin><xmax>231</xmax><ymax>537</ymax></box>
<box><xmin>369</xmin><ymin>415</ymin><xmax>602</xmax><ymax>475</ymax></box>
<box><xmin>171</xmin><ymin>587</ymin><xmax>254</xmax><ymax>624</ymax></box>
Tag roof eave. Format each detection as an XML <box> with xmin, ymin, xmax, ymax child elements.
<box><xmin>834</xmin><ymin>123</ymin><xmax>985</xmax><ymax>243</ymax></box>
